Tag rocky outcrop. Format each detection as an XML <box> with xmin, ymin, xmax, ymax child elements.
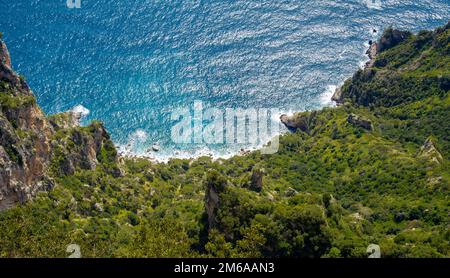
<box><xmin>331</xmin><ymin>87</ymin><xmax>344</xmax><ymax>105</ymax></box>
<box><xmin>364</xmin><ymin>28</ymin><xmax>411</xmax><ymax>69</ymax></box>
<box><xmin>48</xmin><ymin>111</ymin><xmax>83</xmax><ymax>130</ymax></box>
<box><xmin>250</xmin><ymin>168</ymin><xmax>264</xmax><ymax>192</ymax></box>
<box><xmin>331</xmin><ymin>28</ymin><xmax>412</xmax><ymax>105</ymax></box>
<box><xmin>0</xmin><ymin>38</ymin><xmax>120</xmax><ymax>210</ymax></box>
<box><xmin>377</xmin><ymin>28</ymin><xmax>411</xmax><ymax>53</ymax></box>
<box><xmin>51</xmin><ymin>120</ymin><xmax>121</xmax><ymax>177</ymax></box>
<box><xmin>0</xmin><ymin>40</ymin><xmax>30</xmax><ymax>95</ymax></box>
<box><xmin>0</xmin><ymin>39</ymin><xmax>55</xmax><ymax>210</ymax></box>
<box><xmin>418</xmin><ymin>138</ymin><xmax>443</xmax><ymax>165</ymax></box>
<box><xmin>280</xmin><ymin>111</ymin><xmax>317</xmax><ymax>134</ymax></box>
<box><xmin>0</xmin><ymin>40</ymin><xmax>11</xmax><ymax>68</ymax></box>
<box><xmin>365</xmin><ymin>41</ymin><xmax>378</xmax><ymax>68</ymax></box>
<box><xmin>347</xmin><ymin>114</ymin><xmax>373</xmax><ymax>130</ymax></box>
<box><xmin>205</xmin><ymin>184</ymin><xmax>220</xmax><ymax>230</ymax></box>
<box><xmin>204</xmin><ymin>171</ymin><xmax>228</xmax><ymax>230</ymax></box>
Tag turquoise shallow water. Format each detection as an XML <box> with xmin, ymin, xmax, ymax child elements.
<box><xmin>0</xmin><ymin>0</ymin><xmax>449</xmax><ymax>159</ymax></box>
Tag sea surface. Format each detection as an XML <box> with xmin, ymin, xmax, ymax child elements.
<box><xmin>0</xmin><ymin>0</ymin><xmax>449</xmax><ymax>159</ymax></box>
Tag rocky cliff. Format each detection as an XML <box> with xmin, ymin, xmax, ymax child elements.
<box><xmin>0</xmin><ymin>23</ymin><xmax>448</xmax><ymax>258</ymax></box>
<box><xmin>336</xmin><ymin>23</ymin><xmax>449</xmax><ymax>107</ymax></box>
<box><xmin>0</xmin><ymin>39</ymin><xmax>119</xmax><ymax>210</ymax></box>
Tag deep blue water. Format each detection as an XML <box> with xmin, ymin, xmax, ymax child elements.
<box><xmin>0</xmin><ymin>0</ymin><xmax>449</xmax><ymax>159</ymax></box>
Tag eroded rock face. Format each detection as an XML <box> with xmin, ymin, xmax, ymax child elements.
<box><xmin>52</xmin><ymin>122</ymin><xmax>117</xmax><ymax>176</ymax></box>
<box><xmin>0</xmin><ymin>40</ymin><xmax>11</xmax><ymax>68</ymax></box>
<box><xmin>0</xmin><ymin>39</ymin><xmax>55</xmax><ymax>210</ymax></box>
<box><xmin>331</xmin><ymin>87</ymin><xmax>344</xmax><ymax>105</ymax></box>
<box><xmin>0</xmin><ymin>114</ymin><xmax>53</xmax><ymax>211</ymax></box>
<box><xmin>0</xmin><ymin>40</ymin><xmax>30</xmax><ymax>95</ymax></box>
<box><xmin>205</xmin><ymin>183</ymin><xmax>220</xmax><ymax>230</ymax></box>
<box><xmin>365</xmin><ymin>42</ymin><xmax>379</xmax><ymax>68</ymax></box>
<box><xmin>0</xmin><ymin>38</ymin><xmax>120</xmax><ymax>210</ymax></box>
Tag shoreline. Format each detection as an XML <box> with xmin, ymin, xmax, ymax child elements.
<box><xmin>116</xmin><ymin>41</ymin><xmax>376</xmax><ymax>164</ymax></box>
<box><xmin>116</xmin><ymin>130</ymin><xmax>290</xmax><ymax>164</ymax></box>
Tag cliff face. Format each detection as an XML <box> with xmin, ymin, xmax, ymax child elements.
<box><xmin>0</xmin><ymin>40</ymin><xmax>54</xmax><ymax>210</ymax></box>
<box><xmin>0</xmin><ymin>23</ymin><xmax>448</xmax><ymax>258</ymax></box>
<box><xmin>337</xmin><ymin>23</ymin><xmax>449</xmax><ymax>107</ymax></box>
<box><xmin>0</xmin><ymin>39</ymin><xmax>119</xmax><ymax>210</ymax></box>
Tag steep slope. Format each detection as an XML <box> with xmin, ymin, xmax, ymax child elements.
<box><xmin>0</xmin><ymin>39</ymin><xmax>54</xmax><ymax>209</ymax></box>
<box><xmin>0</xmin><ymin>38</ymin><xmax>119</xmax><ymax>210</ymax></box>
<box><xmin>0</xmin><ymin>22</ymin><xmax>448</xmax><ymax>258</ymax></box>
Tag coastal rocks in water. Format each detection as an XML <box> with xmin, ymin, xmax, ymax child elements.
<box><xmin>418</xmin><ymin>137</ymin><xmax>443</xmax><ymax>165</ymax></box>
<box><xmin>240</xmin><ymin>148</ymin><xmax>251</xmax><ymax>156</ymax></box>
<box><xmin>331</xmin><ymin>87</ymin><xmax>344</xmax><ymax>105</ymax></box>
<box><xmin>250</xmin><ymin>168</ymin><xmax>264</xmax><ymax>192</ymax></box>
<box><xmin>152</xmin><ymin>144</ymin><xmax>160</xmax><ymax>152</ymax></box>
<box><xmin>347</xmin><ymin>114</ymin><xmax>373</xmax><ymax>130</ymax></box>
<box><xmin>280</xmin><ymin>111</ymin><xmax>317</xmax><ymax>134</ymax></box>
<box><xmin>365</xmin><ymin>41</ymin><xmax>379</xmax><ymax>68</ymax></box>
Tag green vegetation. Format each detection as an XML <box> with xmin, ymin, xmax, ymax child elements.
<box><xmin>0</xmin><ymin>23</ymin><xmax>448</xmax><ymax>258</ymax></box>
<box><xmin>340</xmin><ymin>24</ymin><xmax>449</xmax><ymax>107</ymax></box>
<box><xmin>0</xmin><ymin>81</ymin><xmax>36</xmax><ymax>110</ymax></box>
<box><xmin>0</xmin><ymin>93</ymin><xmax>35</xmax><ymax>109</ymax></box>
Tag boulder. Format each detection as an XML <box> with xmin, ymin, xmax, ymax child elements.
<box><xmin>347</xmin><ymin>114</ymin><xmax>373</xmax><ymax>130</ymax></box>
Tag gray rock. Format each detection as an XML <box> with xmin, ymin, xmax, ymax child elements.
<box><xmin>347</xmin><ymin>114</ymin><xmax>373</xmax><ymax>130</ymax></box>
<box><xmin>152</xmin><ymin>144</ymin><xmax>160</xmax><ymax>152</ymax></box>
<box><xmin>331</xmin><ymin>87</ymin><xmax>344</xmax><ymax>104</ymax></box>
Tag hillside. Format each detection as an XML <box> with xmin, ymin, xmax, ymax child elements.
<box><xmin>0</xmin><ymin>23</ymin><xmax>448</xmax><ymax>258</ymax></box>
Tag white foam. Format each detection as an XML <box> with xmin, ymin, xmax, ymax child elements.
<box><xmin>71</xmin><ymin>105</ymin><xmax>90</xmax><ymax>117</ymax></box>
<box><xmin>319</xmin><ymin>85</ymin><xmax>337</xmax><ymax>107</ymax></box>
<box><xmin>132</xmin><ymin>129</ymin><xmax>148</xmax><ymax>141</ymax></box>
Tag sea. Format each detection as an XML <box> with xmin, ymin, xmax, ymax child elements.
<box><xmin>0</xmin><ymin>0</ymin><xmax>449</xmax><ymax>160</ymax></box>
